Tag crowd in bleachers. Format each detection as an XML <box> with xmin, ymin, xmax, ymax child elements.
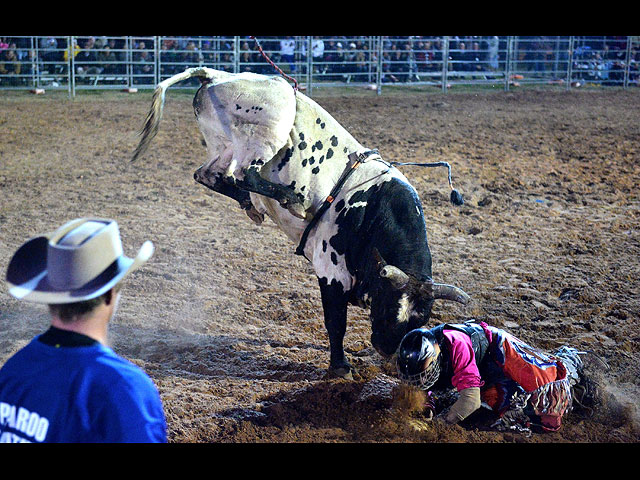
<box><xmin>1</xmin><ymin>35</ymin><xmax>638</xmax><ymax>87</ymax></box>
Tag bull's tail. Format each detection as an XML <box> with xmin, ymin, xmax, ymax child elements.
<box><xmin>131</xmin><ymin>67</ymin><xmax>228</xmax><ymax>162</ymax></box>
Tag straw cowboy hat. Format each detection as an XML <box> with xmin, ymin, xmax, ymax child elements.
<box><xmin>6</xmin><ymin>218</ymin><xmax>154</xmax><ymax>304</ymax></box>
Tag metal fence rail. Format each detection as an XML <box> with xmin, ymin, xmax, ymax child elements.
<box><xmin>1</xmin><ymin>36</ymin><xmax>638</xmax><ymax>96</ymax></box>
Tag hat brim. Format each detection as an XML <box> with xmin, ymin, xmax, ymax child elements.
<box><xmin>6</xmin><ymin>237</ymin><xmax>153</xmax><ymax>304</ymax></box>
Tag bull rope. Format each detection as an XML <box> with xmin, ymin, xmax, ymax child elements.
<box><xmin>389</xmin><ymin>160</ymin><xmax>464</xmax><ymax>206</ymax></box>
<box><xmin>295</xmin><ymin>151</ymin><xmax>464</xmax><ymax>259</ymax></box>
<box><xmin>250</xmin><ymin>36</ymin><xmax>299</xmax><ymax>93</ymax></box>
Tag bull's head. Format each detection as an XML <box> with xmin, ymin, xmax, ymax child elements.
<box><xmin>368</xmin><ymin>249</ymin><xmax>469</xmax><ymax>357</ymax></box>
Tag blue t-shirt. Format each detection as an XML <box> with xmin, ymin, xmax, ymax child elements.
<box><xmin>0</xmin><ymin>336</ymin><xmax>167</xmax><ymax>443</ymax></box>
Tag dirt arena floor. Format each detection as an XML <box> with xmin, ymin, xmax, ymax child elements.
<box><xmin>1</xmin><ymin>86</ymin><xmax>639</xmax><ymax>444</ymax></box>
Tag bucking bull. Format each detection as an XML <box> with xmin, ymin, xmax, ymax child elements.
<box><xmin>132</xmin><ymin>67</ymin><xmax>470</xmax><ymax>379</ymax></box>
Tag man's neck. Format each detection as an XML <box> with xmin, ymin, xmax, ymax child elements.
<box><xmin>38</xmin><ymin>326</ymin><xmax>99</xmax><ymax>347</ymax></box>
<box><xmin>50</xmin><ymin>312</ymin><xmax>110</xmax><ymax>345</ymax></box>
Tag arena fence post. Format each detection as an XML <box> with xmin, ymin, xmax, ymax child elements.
<box><xmin>154</xmin><ymin>36</ymin><xmax>160</xmax><ymax>86</ymax></box>
<box><xmin>69</xmin><ymin>36</ymin><xmax>75</xmax><ymax>98</ymax></box>
<box><xmin>505</xmin><ymin>36</ymin><xmax>512</xmax><ymax>92</ymax></box>
<box><xmin>442</xmin><ymin>36</ymin><xmax>449</xmax><ymax>93</ymax></box>
<box><xmin>126</xmin><ymin>36</ymin><xmax>132</xmax><ymax>90</ymax></box>
<box><xmin>376</xmin><ymin>36</ymin><xmax>382</xmax><ymax>95</ymax></box>
<box><xmin>307</xmin><ymin>36</ymin><xmax>313</xmax><ymax>96</ymax></box>
<box><xmin>566</xmin><ymin>36</ymin><xmax>574</xmax><ymax>90</ymax></box>
<box><xmin>624</xmin><ymin>36</ymin><xmax>632</xmax><ymax>89</ymax></box>
<box><xmin>234</xmin><ymin>36</ymin><xmax>240</xmax><ymax>73</ymax></box>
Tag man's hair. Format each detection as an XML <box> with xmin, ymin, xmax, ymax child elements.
<box><xmin>48</xmin><ymin>284</ymin><xmax>121</xmax><ymax>323</ymax></box>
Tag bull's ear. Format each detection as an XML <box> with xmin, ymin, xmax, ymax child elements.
<box><xmin>371</xmin><ymin>248</ymin><xmax>387</xmax><ymax>273</ymax></box>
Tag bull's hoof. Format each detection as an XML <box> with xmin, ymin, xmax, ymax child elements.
<box><xmin>245</xmin><ymin>207</ymin><xmax>264</xmax><ymax>225</ymax></box>
<box><xmin>327</xmin><ymin>364</ymin><xmax>356</xmax><ymax>380</ymax></box>
<box><xmin>286</xmin><ymin>202</ymin><xmax>306</xmax><ymax>219</ymax></box>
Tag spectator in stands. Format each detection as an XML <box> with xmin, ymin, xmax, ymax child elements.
<box><xmin>301</xmin><ymin>36</ymin><xmax>325</xmax><ymax>75</ymax></box>
<box><xmin>178</xmin><ymin>40</ymin><xmax>203</xmax><ymax>84</ymax></box>
<box><xmin>345</xmin><ymin>42</ymin><xmax>358</xmax><ymax>63</ymax></box>
<box><xmin>160</xmin><ymin>40</ymin><xmax>178</xmax><ymax>77</ymax></box>
<box><xmin>63</xmin><ymin>38</ymin><xmax>80</xmax><ymax>64</ymax></box>
<box><xmin>279</xmin><ymin>36</ymin><xmax>296</xmax><ymax>73</ymax></box>
<box><xmin>220</xmin><ymin>51</ymin><xmax>234</xmax><ymax>73</ymax></box>
<box><xmin>133</xmin><ymin>41</ymin><xmax>154</xmax><ymax>85</ymax></box>
<box><xmin>404</xmin><ymin>42</ymin><xmax>418</xmax><ymax>81</ymax></box>
<box><xmin>432</xmin><ymin>37</ymin><xmax>445</xmax><ymax>66</ymax></box>
<box><xmin>312</xmin><ymin>37</ymin><xmax>325</xmax><ymax>74</ymax></box>
<box><xmin>94</xmin><ymin>36</ymin><xmax>108</xmax><ymax>50</ymax></box>
<box><xmin>97</xmin><ymin>44</ymin><xmax>119</xmax><ymax>78</ymax></box>
<box><xmin>352</xmin><ymin>49</ymin><xmax>368</xmax><ymax>83</ymax></box>
<box><xmin>333</xmin><ymin>42</ymin><xmax>348</xmax><ymax>80</ymax></box>
<box><xmin>413</xmin><ymin>40</ymin><xmax>428</xmax><ymax>75</ymax></box>
<box><xmin>0</xmin><ymin>47</ymin><xmax>22</xmax><ymax>85</ymax></box>
<box><xmin>239</xmin><ymin>41</ymin><xmax>255</xmax><ymax>73</ymax></box>
<box><xmin>321</xmin><ymin>40</ymin><xmax>338</xmax><ymax>79</ymax></box>
<box><xmin>8</xmin><ymin>37</ymin><xmax>30</xmax><ymax>61</ymax></box>
<box><xmin>389</xmin><ymin>44</ymin><xmax>410</xmax><ymax>82</ymax></box>
<box><xmin>75</xmin><ymin>37</ymin><xmax>103</xmax><ymax>80</ymax></box>
<box><xmin>381</xmin><ymin>51</ymin><xmax>399</xmax><ymax>83</ymax></box>
<box><xmin>180</xmin><ymin>40</ymin><xmax>202</xmax><ymax>66</ymax></box>
<box><xmin>486</xmin><ymin>36</ymin><xmax>500</xmax><ymax>71</ymax></box>
<box><xmin>469</xmin><ymin>41</ymin><xmax>485</xmax><ymax>78</ymax></box>
<box><xmin>450</xmin><ymin>41</ymin><xmax>471</xmax><ymax>75</ymax></box>
<box><xmin>106</xmin><ymin>39</ymin><xmax>126</xmax><ymax>75</ymax></box>
<box><xmin>424</xmin><ymin>40</ymin><xmax>439</xmax><ymax>73</ymax></box>
<box><xmin>201</xmin><ymin>41</ymin><xmax>215</xmax><ymax>69</ymax></box>
<box><xmin>19</xmin><ymin>49</ymin><xmax>37</xmax><ymax>80</ymax></box>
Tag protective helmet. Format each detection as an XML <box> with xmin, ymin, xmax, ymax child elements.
<box><xmin>396</xmin><ymin>328</ymin><xmax>442</xmax><ymax>390</ymax></box>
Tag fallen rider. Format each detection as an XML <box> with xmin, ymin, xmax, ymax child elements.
<box><xmin>395</xmin><ymin>320</ymin><xmax>600</xmax><ymax>433</ymax></box>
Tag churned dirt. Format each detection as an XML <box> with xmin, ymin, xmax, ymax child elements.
<box><xmin>1</xmin><ymin>86</ymin><xmax>639</xmax><ymax>443</ymax></box>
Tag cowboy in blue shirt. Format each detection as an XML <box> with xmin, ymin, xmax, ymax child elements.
<box><xmin>0</xmin><ymin>218</ymin><xmax>167</xmax><ymax>443</ymax></box>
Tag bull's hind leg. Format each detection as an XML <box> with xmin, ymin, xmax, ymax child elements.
<box><xmin>236</xmin><ymin>167</ymin><xmax>306</xmax><ymax>219</ymax></box>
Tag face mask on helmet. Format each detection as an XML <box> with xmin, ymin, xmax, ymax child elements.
<box><xmin>396</xmin><ymin>328</ymin><xmax>441</xmax><ymax>390</ymax></box>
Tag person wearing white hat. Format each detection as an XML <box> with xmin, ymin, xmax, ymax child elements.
<box><xmin>0</xmin><ymin>218</ymin><xmax>167</xmax><ymax>443</ymax></box>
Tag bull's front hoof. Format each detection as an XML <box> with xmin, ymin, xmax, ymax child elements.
<box><xmin>327</xmin><ymin>364</ymin><xmax>356</xmax><ymax>381</ymax></box>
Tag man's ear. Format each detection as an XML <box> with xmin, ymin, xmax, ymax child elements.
<box><xmin>104</xmin><ymin>283</ymin><xmax>122</xmax><ymax>306</ymax></box>
<box><xmin>104</xmin><ymin>287</ymin><xmax>115</xmax><ymax>306</ymax></box>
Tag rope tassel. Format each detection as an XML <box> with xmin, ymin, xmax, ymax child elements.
<box><xmin>390</xmin><ymin>160</ymin><xmax>464</xmax><ymax>206</ymax></box>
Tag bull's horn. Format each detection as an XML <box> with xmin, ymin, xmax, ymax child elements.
<box><xmin>380</xmin><ymin>265</ymin><xmax>410</xmax><ymax>290</ymax></box>
<box><xmin>423</xmin><ymin>280</ymin><xmax>470</xmax><ymax>305</ymax></box>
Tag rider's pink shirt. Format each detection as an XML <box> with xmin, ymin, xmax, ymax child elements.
<box><xmin>443</xmin><ymin>329</ymin><xmax>485</xmax><ymax>391</ymax></box>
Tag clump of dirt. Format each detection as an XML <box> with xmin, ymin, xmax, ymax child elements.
<box><xmin>391</xmin><ymin>383</ymin><xmax>427</xmax><ymax>415</ymax></box>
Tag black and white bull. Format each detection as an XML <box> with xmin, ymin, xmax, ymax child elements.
<box><xmin>132</xmin><ymin>67</ymin><xmax>470</xmax><ymax>378</ymax></box>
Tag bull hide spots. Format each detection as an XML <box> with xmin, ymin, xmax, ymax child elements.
<box><xmin>276</xmin><ymin>147</ymin><xmax>294</xmax><ymax>172</ymax></box>
<box><xmin>298</xmin><ymin>133</ymin><xmax>307</xmax><ymax>151</ymax></box>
